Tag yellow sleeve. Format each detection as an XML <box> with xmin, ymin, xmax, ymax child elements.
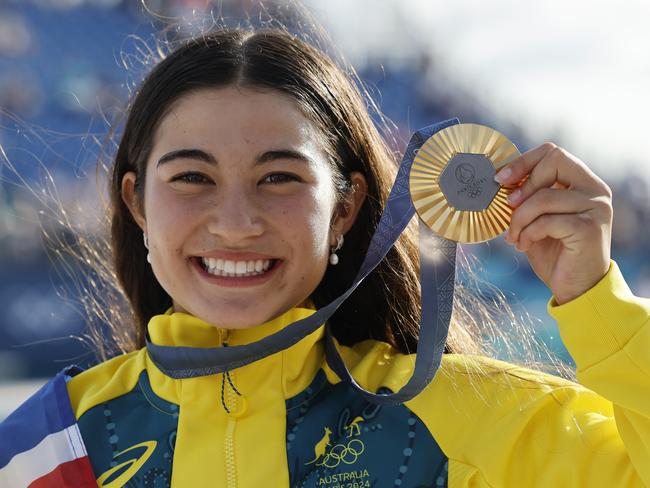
<box><xmin>548</xmin><ymin>259</ymin><xmax>650</xmax><ymax>485</ymax></box>
<box><xmin>406</xmin><ymin>260</ymin><xmax>649</xmax><ymax>487</ymax></box>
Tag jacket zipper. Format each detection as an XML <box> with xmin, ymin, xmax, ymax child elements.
<box><xmin>221</xmin><ymin>329</ymin><xmax>238</xmax><ymax>488</ymax></box>
<box><xmin>224</xmin><ymin>369</ymin><xmax>238</xmax><ymax>488</ymax></box>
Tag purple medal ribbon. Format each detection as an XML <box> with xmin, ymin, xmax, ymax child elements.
<box><xmin>146</xmin><ymin>117</ymin><xmax>460</xmax><ymax>405</ymax></box>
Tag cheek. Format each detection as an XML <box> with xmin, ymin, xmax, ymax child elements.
<box><xmin>144</xmin><ymin>187</ymin><xmax>199</xmax><ymax>255</ymax></box>
<box><xmin>268</xmin><ymin>191</ymin><xmax>333</xmax><ymax>256</ymax></box>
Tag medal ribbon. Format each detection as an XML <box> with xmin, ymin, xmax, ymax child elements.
<box><xmin>146</xmin><ymin>117</ymin><xmax>460</xmax><ymax>405</ymax></box>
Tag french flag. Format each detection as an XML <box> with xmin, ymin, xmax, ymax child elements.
<box><xmin>0</xmin><ymin>366</ymin><xmax>97</xmax><ymax>487</ymax></box>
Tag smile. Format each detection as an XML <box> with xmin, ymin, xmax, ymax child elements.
<box><xmin>199</xmin><ymin>257</ymin><xmax>276</xmax><ymax>277</ymax></box>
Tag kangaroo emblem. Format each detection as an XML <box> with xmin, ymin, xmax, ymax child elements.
<box><xmin>346</xmin><ymin>416</ymin><xmax>364</xmax><ymax>437</ymax></box>
<box><xmin>305</xmin><ymin>427</ymin><xmax>332</xmax><ymax>465</ymax></box>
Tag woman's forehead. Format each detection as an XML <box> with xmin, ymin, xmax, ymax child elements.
<box><xmin>154</xmin><ymin>86</ymin><xmax>320</xmax><ymax>150</ymax></box>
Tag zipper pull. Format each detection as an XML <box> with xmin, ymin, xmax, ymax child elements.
<box><xmin>220</xmin><ymin>328</ymin><xmax>231</xmax><ymax>346</ymax></box>
<box><xmin>219</xmin><ymin>336</ymin><xmax>244</xmax><ymax>415</ymax></box>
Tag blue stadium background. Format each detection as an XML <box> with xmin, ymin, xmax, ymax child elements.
<box><xmin>1</xmin><ymin>0</ymin><xmax>649</xmax><ymax>390</ymax></box>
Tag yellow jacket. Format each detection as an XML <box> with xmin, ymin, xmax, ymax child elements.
<box><xmin>12</xmin><ymin>260</ymin><xmax>650</xmax><ymax>487</ymax></box>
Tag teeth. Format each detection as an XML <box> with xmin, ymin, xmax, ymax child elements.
<box><xmin>200</xmin><ymin>257</ymin><xmax>273</xmax><ymax>277</ymax></box>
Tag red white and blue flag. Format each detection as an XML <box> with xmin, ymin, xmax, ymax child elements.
<box><xmin>0</xmin><ymin>366</ymin><xmax>97</xmax><ymax>487</ymax></box>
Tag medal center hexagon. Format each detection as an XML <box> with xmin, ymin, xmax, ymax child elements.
<box><xmin>438</xmin><ymin>152</ymin><xmax>500</xmax><ymax>211</ymax></box>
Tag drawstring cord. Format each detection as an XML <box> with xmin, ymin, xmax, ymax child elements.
<box><xmin>219</xmin><ymin>330</ymin><xmax>242</xmax><ymax>414</ymax></box>
<box><xmin>220</xmin><ymin>369</ymin><xmax>242</xmax><ymax>414</ymax></box>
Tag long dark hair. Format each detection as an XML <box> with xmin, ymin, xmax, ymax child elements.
<box><xmin>27</xmin><ymin>12</ymin><xmax>568</xmax><ymax>378</ymax></box>
<box><xmin>112</xmin><ymin>27</ymin><xmax>424</xmax><ymax>353</ymax></box>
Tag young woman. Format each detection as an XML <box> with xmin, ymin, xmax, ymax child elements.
<box><xmin>1</xmin><ymin>26</ymin><xmax>648</xmax><ymax>488</ymax></box>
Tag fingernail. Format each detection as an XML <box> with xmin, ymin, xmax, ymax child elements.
<box><xmin>494</xmin><ymin>166</ymin><xmax>512</xmax><ymax>183</ymax></box>
<box><xmin>503</xmin><ymin>229</ymin><xmax>510</xmax><ymax>241</ymax></box>
<box><xmin>507</xmin><ymin>189</ymin><xmax>522</xmax><ymax>205</ymax></box>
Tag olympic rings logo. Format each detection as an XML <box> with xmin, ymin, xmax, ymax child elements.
<box><xmin>467</xmin><ymin>186</ymin><xmax>483</xmax><ymax>198</ymax></box>
<box><xmin>316</xmin><ymin>439</ymin><xmax>365</xmax><ymax>468</ymax></box>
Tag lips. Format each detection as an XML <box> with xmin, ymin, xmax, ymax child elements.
<box><xmin>190</xmin><ymin>256</ymin><xmax>282</xmax><ymax>287</ymax></box>
<box><xmin>199</xmin><ymin>257</ymin><xmax>277</xmax><ymax>277</ymax></box>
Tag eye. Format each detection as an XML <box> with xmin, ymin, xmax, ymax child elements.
<box><xmin>261</xmin><ymin>173</ymin><xmax>300</xmax><ymax>184</ymax></box>
<box><xmin>170</xmin><ymin>172</ymin><xmax>212</xmax><ymax>184</ymax></box>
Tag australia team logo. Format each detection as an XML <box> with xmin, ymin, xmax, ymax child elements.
<box><xmin>305</xmin><ymin>416</ymin><xmax>366</xmax><ymax>468</ymax></box>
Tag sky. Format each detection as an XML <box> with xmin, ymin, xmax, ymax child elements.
<box><xmin>306</xmin><ymin>0</ymin><xmax>650</xmax><ymax>185</ymax></box>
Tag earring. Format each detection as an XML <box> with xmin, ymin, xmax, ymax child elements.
<box><xmin>329</xmin><ymin>234</ymin><xmax>344</xmax><ymax>265</ymax></box>
<box><xmin>143</xmin><ymin>233</ymin><xmax>151</xmax><ymax>264</ymax></box>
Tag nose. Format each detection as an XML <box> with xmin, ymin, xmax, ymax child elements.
<box><xmin>206</xmin><ymin>189</ymin><xmax>265</xmax><ymax>243</ymax></box>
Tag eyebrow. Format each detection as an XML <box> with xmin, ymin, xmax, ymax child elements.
<box><xmin>156</xmin><ymin>148</ymin><xmax>313</xmax><ymax>167</ymax></box>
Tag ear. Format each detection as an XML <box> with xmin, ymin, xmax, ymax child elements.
<box><xmin>121</xmin><ymin>171</ymin><xmax>147</xmax><ymax>231</ymax></box>
<box><xmin>330</xmin><ymin>171</ymin><xmax>367</xmax><ymax>244</ymax></box>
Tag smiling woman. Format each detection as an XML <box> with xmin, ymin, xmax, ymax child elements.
<box><xmin>120</xmin><ymin>86</ymin><xmax>367</xmax><ymax>328</ymax></box>
<box><xmin>100</xmin><ymin>26</ymin><xmax>445</xmax><ymax>361</ymax></box>
<box><xmin>0</xmin><ymin>8</ymin><xmax>649</xmax><ymax>488</ymax></box>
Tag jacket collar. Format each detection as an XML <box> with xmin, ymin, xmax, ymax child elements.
<box><xmin>145</xmin><ymin>306</ymin><xmax>327</xmax><ymax>404</ymax></box>
<box><xmin>147</xmin><ymin>306</ymin><xmax>320</xmax><ymax>348</ymax></box>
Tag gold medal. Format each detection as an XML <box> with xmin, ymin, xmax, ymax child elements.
<box><xmin>409</xmin><ymin>123</ymin><xmax>519</xmax><ymax>243</ymax></box>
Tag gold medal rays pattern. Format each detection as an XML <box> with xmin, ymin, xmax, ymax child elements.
<box><xmin>409</xmin><ymin>123</ymin><xmax>521</xmax><ymax>243</ymax></box>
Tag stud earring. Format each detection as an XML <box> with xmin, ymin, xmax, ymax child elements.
<box><xmin>329</xmin><ymin>234</ymin><xmax>344</xmax><ymax>265</ymax></box>
<box><xmin>143</xmin><ymin>233</ymin><xmax>151</xmax><ymax>264</ymax></box>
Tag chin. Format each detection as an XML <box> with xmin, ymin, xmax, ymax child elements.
<box><xmin>190</xmin><ymin>302</ymin><xmax>283</xmax><ymax>329</ymax></box>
